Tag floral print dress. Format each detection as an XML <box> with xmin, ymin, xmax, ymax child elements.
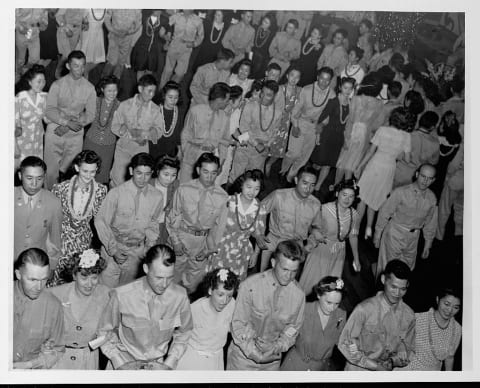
<box><xmin>207</xmin><ymin>194</ymin><xmax>267</xmax><ymax>281</ymax></box>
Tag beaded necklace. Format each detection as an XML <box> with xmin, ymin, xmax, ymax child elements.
<box><xmin>68</xmin><ymin>176</ymin><xmax>96</xmax><ymax>220</ymax></box>
<box><xmin>97</xmin><ymin>99</ymin><xmax>116</xmax><ymax>129</ymax></box>
<box><xmin>234</xmin><ymin>195</ymin><xmax>260</xmax><ymax>231</ymax></box>
<box><xmin>302</xmin><ymin>38</ymin><xmax>320</xmax><ymax>56</ymax></box>
<box><xmin>160</xmin><ymin>105</ymin><xmax>178</xmax><ymax>138</ymax></box>
<box><xmin>344</xmin><ymin>63</ymin><xmax>361</xmax><ymax>77</ymax></box>
<box><xmin>311</xmin><ymin>84</ymin><xmax>330</xmax><ymax>108</ymax></box>
<box><xmin>210</xmin><ymin>22</ymin><xmax>223</xmax><ymax>44</ymax></box>
<box><xmin>259</xmin><ymin>101</ymin><xmax>276</xmax><ymax>132</ymax></box>
<box><xmin>339</xmin><ymin>98</ymin><xmax>349</xmax><ymax>125</ymax></box>
<box><xmin>146</xmin><ymin>16</ymin><xmax>160</xmax><ymax>37</ymax></box>
<box><xmin>428</xmin><ymin>309</ymin><xmax>457</xmax><ymax>361</ymax></box>
<box><xmin>254</xmin><ymin>27</ymin><xmax>270</xmax><ymax>48</ymax></box>
<box><xmin>335</xmin><ymin>201</ymin><xmax>353</xmax><ymax>242</ymax></box>
<box><xmin>283</xmin><ymin>84</ymin><xmax>298</xmax><ymax>109</ymax></box>
<box><xmin>91</xmin><ymin>9</ymin><xmax>106</xmax><ymax>21</ymax></box>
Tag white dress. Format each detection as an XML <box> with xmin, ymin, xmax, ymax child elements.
<box><xmin>78</xmin><ymin>9</ymin><xmax>106</xmax><ymax>64</ymax></box>
<box><xmin>176</xmin><ymin>297</ymin><xmax>235</xmax><ymax>370</ymax></box>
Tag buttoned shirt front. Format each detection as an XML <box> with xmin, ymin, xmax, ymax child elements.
<box><xmin>260</xmin><ymin>188</ymin><xmax>322</xmax><ymax>241</ymax></box>
<box><xmin>269</xmin><ymin>32</ymin><xmax>301</xmax><ymax>62</ymax></box>
<box><xmin>222</xmin><ymin>22</ymin><xmax>255</xmax><ymax>56</ymax></box>
<box><xmin>98</xmin><ymin>277</ymin><xmax>193</xmax><ymax>369</ymax></box>
<box><xmin>94</xmin><ymin>179</ymin><xmax>164</xmax><ymax>257</ymax></box>
<box><xmin>190</xmin><ymin>63</ymin><xmax>231</xmax><ymax>106</ymax></box>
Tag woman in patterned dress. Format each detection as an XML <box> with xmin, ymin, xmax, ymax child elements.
<box><xmin>207</xmin><ymin>170</ymin><xmax>267</xmax><ymax>281</ymax></box>
<box><xmin>176</xmin><ymin>268</ymin><xmax>240</xmax><ymax>370</ymax></box>
<box><xmin>15</xmin><ymin>64</ymin><xmax>47</xmax><ymax>168</ymax></box>
<box><xmin>49</xmin><ymin>151</ymin><xmax>108</xmax><ymax>286</ymax></box>
<box><xmin>266</xmin><ymin>66</ymin><xmax>302</xmax><ymax>177</ymax></box>
<box><xmin>83</xmin><ymin>75</ymin><xmax>120</xmax><ymax>185</ymax></box>
<box><xmin>396</xmin><ymin>287</ymin><xmax>462</xmax><ymax>371</ymax></box>
<box><xmin>299</xmin><ymin>179</ymin><xmax>360</xmax><ymax>297</ymax></box>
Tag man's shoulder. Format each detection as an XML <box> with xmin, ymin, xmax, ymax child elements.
<box><xmin>40</xmin><ymin>288</ymin><xmax>63</xmax><ymax>310</ymax></box>
<box><xmin>40</xmin><ymin>189</ymin><xmax>61</xmax><ymax>206</ymax></box>
<box><xmin>288</xmin><ymin>280</ymin><xmax>307</xmax><ymax>299</ymax></box>
<box><xmin>115</xmin><ymin>278</ymin><xmax>144</xmax><ymax>295</ymax></box>
<box><xmin>167</xmin><ymin>282</ymin><xmax>189</xmax><ymax>300</ymax></box>
<box><xmin>399</xmin><ymin>300</ymin><xmax>416</xmax><ymax>321</ymax></box>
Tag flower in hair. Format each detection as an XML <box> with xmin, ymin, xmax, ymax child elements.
<box><xmin>217</xmin><ymin>268</ymin><xmax>229</xmax><ymax>282</ymax></box>
<box><xmin>78</xmin><ymin>249</ymin><xmax>99</xmax><ymax>269</ymax></box>
<box><xmin>336</xmin><ymin>279</ymin><xmax>344</xmax><ymax>290</ymax></box>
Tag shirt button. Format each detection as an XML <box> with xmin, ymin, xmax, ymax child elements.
<box><xmin>76</xmin><ymin>325</ymin><xmax>82</xmax><ymax>331</ymax></box>
<box><xmin>70</xmin><ymin>356</ymin><xmax>76</xmax><ymax>361</ymax></box>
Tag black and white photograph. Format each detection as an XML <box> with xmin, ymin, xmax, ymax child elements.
<box><xmin>2</xmin><ymin>0</ymin><xmax>477</xmax><ymax>383</ymax></box>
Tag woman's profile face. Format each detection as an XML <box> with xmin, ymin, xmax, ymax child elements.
<box><xmin>214</xmin><ymin>10</ymin><xmax>223</xmax><ymax>23</ymax></box>
<box><xmin>261</xmin><ymin>17</ymin><xmax>271</xmax><ymax>30</ymax></box>
<box><xmin>310</xmin><ymin>28</ymin><xmax>321</xmax><ymax>40</ymax></box>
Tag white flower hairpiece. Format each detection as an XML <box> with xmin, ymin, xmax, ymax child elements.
<box><xmin>217</xmin><ymin>268</ymin><xmax>229</xmax><ymax>282</ymax></box>
<box><xmin>336</xmin><ymin>279</ymin><xmax>344</xmax><ymax>290</ymax></box>
<box><xmin>78</xmin><ymin>249</ymin><xmax>99</xmax><ymax>269</ymax></box>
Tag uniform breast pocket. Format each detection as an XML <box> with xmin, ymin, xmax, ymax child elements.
<box><xmin>158</xmin><ymin>315</ymin><xmax>181</xmax><ymax>332</ymax></box>
<box><xmin>114</xmin><ymin>209</ymin><xmax>134</xmax><ymax>228</ymax></box>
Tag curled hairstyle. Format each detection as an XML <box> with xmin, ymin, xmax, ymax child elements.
<box><xmin>387</xmin><ymin>81</ymin><xmax>402</xmax><ymax>99</ymax></box>
<box><xmin>360</xmin><ymin>18</ymin><xmax>373</xmax><ymax>30</ymax></box>
<box><xmin>334</xmin><ymin>178</ymin><xmax>359</xmax><ymax>197</ymax></box>
<box><xmin>350</xmin><ymin>47</ymin><xmax>364</xmax><ymax>61</ymax></box>
<box><xmin>389</xmin><ymin>106</ymin><xmax>417</xmax><ymax>132</ymax></box>
<box><xmin>273</xmin><ymin>239</ymin><xmax>304</xmax><ymax>263</ymax></box>
<box><xmin>436</xmin><ymin>286</ymin><xmax>462</xmax><ymax>305</ymax></box>
<box><xmin>232</xmin><ymin>169</ymin><xmax>265</xmax><ymax>194</ymax></box>
<box><xmin>144</xmin><ymin>244</ymin><xmax>176</xmax><ymax>267</ymax></box>
<box><xmin>73</xmin><ymin>150</ymin><xmax>102</xmax><ymax>171</ymax></box>
<box><xmin>389</xmin><ymin>53</ymin><xmax>405</xmax><ymax>73</ymax></box>
<box><xmin>438</xmin><ymin>111</ymin><xmax>461</xmax><ymax>145</ymax></box>
<box><xmin>333</xmin><ymin>28</ymin><xmax>348</xmax><ymax>40</ymax></box>
<box><xmin>155</xmin><ymin>154</ymin><xmax>180</xmax><ymax>176</ymax></box>
<box><xmin>245</xmin><ymin>80</ymin><xmax>263</xmax><ymax>99</ymax></box>
<box><xmin>340</xmin><ymin>76</ymin><xmax>356</xmax><ymax>88</ymax></box>
<box><xmin>17</xmin><ymin>64</ymin><xmax>45</xmax><ymax>93</ymax></box>
<box><xmin>404</xmin><ymin>90</ymin><xmax>425</xmax><ymax>116</ymax></box>
<box><xmin>286</xmin><ymin>18</ymin><xmax>299</xmax><ymax>30</ymax></box>
<box><xmin>96</xmin><ymin>75</ymin><xmax>119</xmax><ymax>97</ymax></box>
<box><xmin>70</xmin><ymin>250</ymin><xmax>107</xmax><ymax>277</ymax></box>
<box><xmin>15</xmin><ymin>248</ymin><xmax>49</xmax><ymax>271</ymax></box>
<box><xmin>266</xmin><ymin>62</ymin><xmax>282</xmax><ymax>74</ymax></box>
<box><xmin>20</xmin><ymin>156</ymin><xmax>47</xmax><ymax>173</ymax></box>
<box><xmin>314</xmin><ymin>276</ymin><xmax>345</xmax><ymax>297</ymax></box>
<box><xmin>159</xmin><ymin>80</ymin><xmax>182</xmax><ymax>105</ymax></box>
<box><xmin>203</xmin><ymin>268</ymin><xmax>240</xmax><ymax>295</ymax></box>
<box><xmin>384</xmin><ymin>259</ymin><xmax>411</xmax><ymax>282</ymax></box>
<box><xmin>229</xmin><ymin>85</ymin><xmax>244</xmax><ymax>101</ymax></box>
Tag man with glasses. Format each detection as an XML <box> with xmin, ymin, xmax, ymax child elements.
<box><xmin>373</xmin><ymin>164</ymin><xmax>438</xmax><ymax>278</ymax></box>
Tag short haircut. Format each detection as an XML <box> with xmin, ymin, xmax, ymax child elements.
<box><xmin>286</xmin><ymin>18</ymin><xmax>299</xmax><ymax>30</ymax></box>
<box><xmin>314</xmin><ymin>276</ymin><xmax>345</xmax><ymax>297</ymax></box>
<box><xmin>208</xmin><ymin>82</ymin><xmax>230</xmax><ymax>101</ymax></box>
<box><xmin>237</xmin><ymin>59</ymin><xmax>252</xmax><ymax>71</ymax></box>
<box><xmin>195</xmin><ymin>152</ymin><xmax>220</xmax><ymax>170</ymax></box>
<box><xmin>419</xmin><ymin>111</ymin><xmax>440</xmax><ymax>130</ymax></box>
<box><xmin>389</xmin><ymin>53</ymin><xmax>405</xmax><ymax>72</ymax></box>
<box><xmin>20</xmin><ymin>156</ymin><xmax>47</xmax><ymax>173</ymax></box>
<box><xmin>334</xmin><ymin>28</ymin><xmax>348</xmax><ymax>39</ymax></box>
<box><xmin>263</xmin><ymin>79</ymin><xmax>279</xmax><ymax>94</ymax></box>
<box><xmin>340</xmin><ymin>76</ymin><xmax>356</xmax><ymax>88</ymax></box>
<box><xmin>229</xmin><ymin>85</ymin><xmax>244</xmax><ymax>101</ymax></box>
<box><xmin>387</xmin><ymin>81</ymin><xmax>402</xmax><ymax>99</ymax></box>
<box><xmin>159</xmin><ymin>80</ymin><xmax>182</xmax><ymax>105</ymax></box>
<box><xmin>389</xmin><ymin>106</ymin><xmax>416</xmax><ymax>132</ymax></box>
<box><xmin>130</xmin><ymin>152</ymin><xmax>154</xmax><ymax>170</ymax></box>
<box><xmin>317</xmin><ymin>66</ymin><xmax>334</xmax><ymax>79</ymax></box>
<box><xmin>15</xmin><ymin>248</ymin><xmax>49</xmax><ymax>271</ymax></box>
<box><xmin>286</xmin><ymin>65</ymin><xmax>302</xmax><ymax>77</ymax></box>
<box><xmin>67</xmin><ymin>50</ymin><xmax>86</xmax><ymax>63</ymax></box>
<box><xmin>266</xmin><ymin>62</ymin><xmax>282</xmax><ymax>73</ymax></box>
<box><xmin>384</xmin><ymin>259</ymin><xmax>411</xmax><ymax>282</ymax></box>
<box><xmin>350</xmin><ymin>47</ymin><xmax>364</xmax><ymax>61</ymax></box>
<box><xmin>73</xmin><ymin>150</ymin><xmax>102</xmax><ymax>171</ymax></box>
<box><xmin>144</xmin><ymin>244</ymin><xmax>176</xmax><ymax>267</ymax></box>
<box><xmin>202</xmin><ymin>268</ymin><xmax>240</xmax><ymax>295</ymax></box>
<box><xmin>360</xmin><ymin>18</ymin><xmax>373</xmax><ymax>30</ymax></box>
<box><xmin>216</xmin><ymin>48</ymin><xmax>235</xmax><ymax>61</ymax></box>
<box><xmin>297</xmin><ymin>164</ymin><xmax>318</xmax><ymax>181</ymax></box>
<box><xmin>232</xmin><ymin>169</ymin><xmax>265</xmax><ymax>193</ymax></box>
<box><xmin>404</xmin><ymin>90</ymin><xmax>425</xmax><ymax>115</ymax></box>
<box><xmin>138</xmin><ymin>74</ymin><xmax>158</xmax><ymax>88</ymax></box>
<box><xmin>155</xmin><ymin>154</ymin><xmax>180</xmax><ymax>175</ymax></box>
<box><xmin>273</xmin><ymin>240</ymin><xmax>304</xmax><ymax>262</ymax></box>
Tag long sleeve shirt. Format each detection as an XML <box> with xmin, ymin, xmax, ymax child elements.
<box><xmin>291</xmin><ymin>83</ymin><xmax>336</xmax><ymax>131</ymax></box>
<box><xmin>94</xmin><ymin>179</ymin><xmax>164</xmax><ymax>257</ymax></box>
<box><xmin>169</xmin><ymin>13</ymin><xmax>204</xmax><ymax>47</ymax></box>
<box><xmin>110</xmin><ymin>94</ymin><xmax>163</xmax><ymax>143</ymax></box>
<box><xmin>260</xmin><ymin>188</ymin><xmax>322</xmax><ymax>241</ymax></box>
<box><xmin>239</xmin><ymin>99</ymin><xmax>283</xmax><ymax>145</ymax></box>
<box><xmin>190</xmin><ymin>63</ymin><xmax>230</xmax><ymax>106</ymax></box>
<box><xmin>398</xmin><ymin>130</ymin><xmax>440</xmax><ymax>171</ymax></box>
<box><xmin>45</xmin><ymin>74</ymin><xmax>96</xmax><ymax>128</ymax></box>
<box><xmin>338</xmin><ymin>292</ymin><xmax>416</xmax><ymax>371</ymax></box>
<box><xmin>104</xmin><ymin>9</ymin><xmax>142</xmax><ymax>35</ymax></box>
<box><xmin>180</xmin><ymin>104</ymin><xmax>230</xmax><ymax>164</ymax></box>
<box><xmin>15</xmin><ymin>8</ymin><xmax>48</xmax><ymax>37</ymax></box>
<box><xmin>268</xmin><ymin>32</ymin><xmax>301</xmax><ymax>62</ymax></box>
<box><xmin>166</xmin><ymin>179</ymin><xmax>228</xmax><ymax>246</ymax></box>
<box><xmin>231</xmin><ymin>270</ymin><xmax>305</xmax><ymax>361</ymax></box>
<box><xmin>14</xmin><ymin>282</ymin><xmax>65</xmax><ymax>368</ymax></box>
<box><xmin>97</xmin><ymin>277</ymin><xmax>193</xmax><ymax>369</ymax></box>
<box><xmin>374</xmin><ymin>183</ymin><xmax>438</xmax><ymax>244</ymax></box>
<box><xmin>222</xmin><ymin>22</ymin><xmax>255</xmax><ymax>57</ymax></box>
<box><xmin>317</xmin><ymin>44</ymin><xmax>349</xmax><ymax>76</ymax></box>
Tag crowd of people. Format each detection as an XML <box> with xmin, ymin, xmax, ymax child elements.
<box><xmin>14</xmin><ymin>9</ymin><xmax>464</xmax><ymax>372</ymax></box>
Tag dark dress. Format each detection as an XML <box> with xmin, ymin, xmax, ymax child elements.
<box><xmin>192</xmin><ymin>19</ymin><xmax>227</xmax><ymax>71</ymax></box>
<box><xmin>130</xmin><ymin>10</ymin><xmax>168</xmax><ymax>72</ymax></box>
<box><xmin>148</xmin><ymin>105</ymin><xmax>185</xmax><ymax>161</ymax></box>
<box><xmin>251</xmin><ymin>25</ymin><xmax>276</xmax><ymax>80</ymax></box>
<box><xmin>310</xmin><ymin>97</ymin><xmax>349</xmax><ymax>167</ymax></box>
<box><xmin>293</xmin><ymin>37</ymin><xmax>323</xmax><ymax>87</ymax></box>
<box><xmin>40</xmin><ymin>10</ymin><xmax>59</xmax><ymax>60</ymax></box>
<box><xmin>430</xmin><ymin>142</ymin><xmax>460</xmax><ymax>199</ymax></box>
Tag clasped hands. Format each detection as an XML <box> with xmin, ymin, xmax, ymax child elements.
<box><xmin>130</xmin><ymin>127</ymin><xmax>159</xmax><ymax>146</ymax></box>
<box><xmin>54</xmin><ymin>116</ymin><xmax>84</xmax><ymax>136</ymax></box>
<box><xmin>249</xmin><ymin>337</ymin><xmax>280</xmax><ymax>364</ymax></box>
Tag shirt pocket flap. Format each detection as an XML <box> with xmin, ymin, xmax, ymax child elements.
<box><xmin>158</xmin><ymin>315</ymin><xmax>181</xmax><ymax>331</ymax></box>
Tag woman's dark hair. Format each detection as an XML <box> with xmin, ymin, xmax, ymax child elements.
<box><xmin>389</xmin><ymin>52</ymin><xmax>405</xmax><ymax>73</ymax></box>
<box><xmin>357</xmin><ymin>72</ymin><xmax>383</xmax><ymax>97</ymax></box>
<box><xmin>216</xmin><ymin>48</ymin><xmax>235</xmax><ymax>61</ymax></box>
<box><xmin>313</xmin><ymin>276</ymin><xmax>345</xmax><ymax>297</ymax></box>
<box><xmin>436</xmin><ymin>286</ymin><xmax>462</xmax><ymax>305</ymax></box>
<box><xmin>154</xmin><ymin>154</ymin><xmax>180</xmax><ymax>176</ymax></box>
<box><xmin>360</xmin><ymin>18</ymin><xmax>373</xmax><ymax>30</ymax></box>
<box><xmin>340</xmin><ymin>77</ymin><xmax>356</xmax><ymax>88</ymax></box>
<box><xmin>401</xmin><ymin>63</ymin><xmax>420</xmax><ymax>82</ymax></box>
<box><xmin>334</xmin><ymin>178</ymin><xmax>359</xmax><ymax>197</ymax></box>
<box><xmin>375</xmin><ymin>65</ymin><xmax>395</xmax><ymax>84</ymax></box>
<box><xmin>96</xmin><ymin>75</ymin><xmax>119</xmax><ymax>97</ymax></box>
<box><xmin>73</xmin><ymin>150</ymin><xmax>102</xmax><ymax>171</ymax></box>
<box><xmin>404</xmin><ymin>90</ymin><xmax>425</xmax><ymax>116</ymax></box>
<box><xmin>387</xmin><ymin>81</ymin><xmax>402</xmax><ymax>99</ymax></box>
<box><xmin>16</xmin><ymin>64</ymin><xmax>46</xmax><ymax>93</ymax></box>
<box><xmin>208</xmin><ymin>82</ymin><xmax>230</xmax><ymax>101</ymax></box>
<box><xmin>231</xmin><ymin>169</ymin><xmax>265</xmax><ymax>194</ymax></box>
<box><xmin>159</xmin><ymin>80</ymin><xmax>182</xmax><ymax>106</ymax></box>
<box><xmin>389</xmin><ymin>106</ymin><xmax>417</xmax><ymax>132</ymax></box>
<box><xmin>70</xmin><ymin>249</ymin><xmax>107</xmax><ymax>277</ymax></box>
<box><xmin>15</xmin><ymin>248</ymin><xmax>49</xmax><ymax>271</ymax></box>
<box><xmin>236</xmin><ymin>59</ymin><xmax>252</xmax><ymax>73</ymax></box>
<box><xmin>202</xmin><ymin>268</ymin><xmax>240</xmax><ymax>295</ymax></box>
<box><xmin>419</xmin><ymin>111</ymin><xmax>439</xmax><ymax>130</ymax></box>
<box><xmin>286</xmin><ymin>18</ymin><xmax>299</xmax><ymax>30</ymax></box>
<box><xmin>416</xmin><ymin>76</ymin><xmax>442</xmax><ymax>106</ymax></box>
<box><xmin>229</xmin><ymin>85</ymin><xmax>244</xmax><ymax>101</ymax></box>
<box><xmin>350</xmin><ymin>47</ymin><xmax>364</xmax><ymax>61</ymax></box>
<box><xmin>333</xmin><ymin>28</ymin><xmax>348</xmax><ymax>40</ymax></box>
<box><xmin>245</xmin><ymin>80</ymin><xmax>263</xmax><ymax>99</ymax></box>
<box><xmin>438</xmin><ymin>111</ymin><xmax>462</xmax><ymax>145</ymax></box>
<box><xmin>143</xmin><ymin>244</ymin><xmax>176</xmax><ymax>267</ymax></box>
